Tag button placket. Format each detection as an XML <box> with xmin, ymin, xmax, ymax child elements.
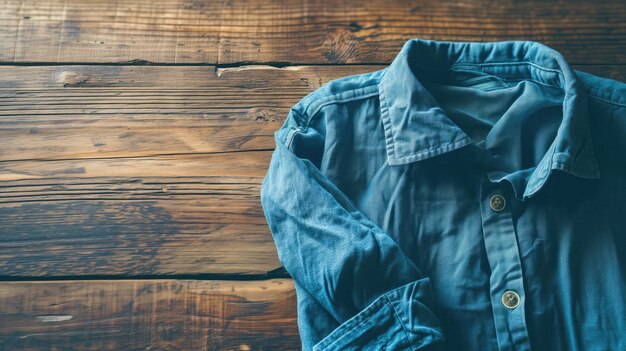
<box><xmin>480</xmin><ymin>179</ymin><xmax>531</xmax><ymax>351</ymax></box>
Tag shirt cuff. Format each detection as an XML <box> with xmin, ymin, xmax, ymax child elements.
<box><xmin>312</xmin><ymin>278</ymin><xmax>445</xmax><ymax>351</ymax></box>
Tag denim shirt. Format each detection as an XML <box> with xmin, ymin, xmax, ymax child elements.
<box><xmin>260</xmin><ymin>39</ymin><xmax>626</xmax><ymax>351</ymax></box>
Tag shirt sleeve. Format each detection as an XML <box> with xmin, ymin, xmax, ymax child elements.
<box><xmin>260</xmin><ymin>110</ymin><xmax>445</xmax><ymax>350</ymax></box>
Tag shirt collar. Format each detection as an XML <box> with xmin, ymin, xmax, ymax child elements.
<box><xmin>378</xmin><ymin>39</ymin><xmax>600</xmax><ymax>200</ymax></box>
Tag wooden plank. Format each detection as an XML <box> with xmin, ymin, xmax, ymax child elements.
<box><xmin>0</xmin><ymin>65</ymin><xmax>623</xmax><ymax>163</ymax></box>
<box><xmin>575</xmin><ymin>65</ymin><xmax>626</xmax><ymax>82</ymax></box>
<box><xmin>1</xmin><ymin>0</ymin><xmax>625</xmax><ymax>64</ymax></box>
<box><xmin>0</xmin><ymin>65</ymin><xmax>381</xmax><ymax>162</ymax></box>
<box><xmin>0</xmin><ymin>279</ymin><xmax>299</xmax><ymax>350</ymax></box>
<box><xmin>0</xmin><ymin>153</ymin><xmax>282</xmax><ymax>277</ymax></box>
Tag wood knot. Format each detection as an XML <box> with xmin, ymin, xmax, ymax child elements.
<box><xmin>247</xmin><ymin>108</ymin><xmax>280</xmax><ymax>123</ymax></box>
<box><xmin>58</xmin><ymin>71</ymin><xmax>90</xmax><ymax>87</ymax></box>
<box><xmin>347</xmin><ymin>22</ymin><xmax>363</xmax><ymax>32</ymax></box>
<box><xmin>323</xmin><ymin>29</ymin><xmax>359</xmax><ymax>63</ymax></box>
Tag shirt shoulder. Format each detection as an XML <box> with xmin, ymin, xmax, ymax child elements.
<box><xmin>575</xmin><ymin>70</ymin><xmax>626</xmax><ymax>173</ymax></box>
<box><xmin>576</xmin><ymin>70</ymin><xmax>626</xmax><ymax>108</ymax></box>
<box><xmin>290</xmin><ymin>68</ymin><xmax>387</xmax><ymax>128</ymax></box>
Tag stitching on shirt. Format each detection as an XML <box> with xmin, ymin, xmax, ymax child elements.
<box><xmin>500</xmin><ymin>77</ymin><xmax>561</xmax><ymax>89</ymax></box>
<box><xmin>477</xmin><ymin>188</ymin><xmax>510</xmax><ymax>348</ymax></box>
<box><xmin>283</xmin><ymin>110</ymin><xmax>305</xmax><ymax>150</ymax></box>
<box><xmin>298</xmin><ymin>69</ymin><xmax>384</xmax><ymax>118</ymax></box>
<box><xmin>378</xmin><ymin>85</ymin><xmax>400</xmax><ymax>161</ymax></box>
<box><xmin>284</xmin><ymin>127</ymin><xmax>301</xmax><ymax>150</ymax></box>
<box><xmin>455</xmin><ymin>63</ymin><xmax>626</xmax><ymax>107</ymax></box>
<box><xmin>313</xmin><ymin>297</ymin><xmax>387</xmax><ymax>350</ymax></box>
<box><xmin>551</xmin><ymin>160</ymin><xmax>600</xmax><ymax>178</ymax></box>
<box><xmin>384</xmin><ymin>293</ymin><xmax>418</xmax><ymax>351</ymax></box>
<box><xmin>391</xmin><ymin>138</ymin><xmax>473</xmax><ymax>163</ymax></box>
<box><xmin>451</xmin><ymin>61</ymin><xmax>565</xmax><ymax>78</ymax></box>
<box><xmin>525</xmin><ymin>146</ymin><xmax>557</xmax><ymax>197</ymax></box>
<box><xmin>578</xmin><ymin>75</ymin><xmax>626</xmax><ymax>107</ymax></box>
<box><xmin>586</xmin><ymin>93</ymin><xmax>626</xmax><ymax>108</ymax></box>
<box><xmin>305</xmin><ymin>85</ymin><xmax>381</xmax><ymax>128</ymax></box>
<box><xmin>450</xmin><ymin>62</ymin><xmax>564</xmax><ymax>89</ymax></box>
<box><xmin>524</xmin><ymin>158</ymin><xmax>600</xmax><ymax>199</ymax></box>
<box><xmin>456</xmin><ymin>62</ymin><xmax>626</xmax><ymax>107</ymax></box>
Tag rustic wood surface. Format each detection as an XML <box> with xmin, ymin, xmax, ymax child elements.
<box><xmin>0</xmin><ymin>65</ymin><xmax>378</xmax><ymax>162</ymax></box>
<box><xmin>1</xmin><ymin>0</ymin><xmax>625</xmax><ymax>64</ymax></box>
<box><xmin>0</xmin><ymin>279</ymin><xmax>298</xmax><ymax>350</ymax></box>
<box><xmin>0</xmin><ymin>0</ymin><xmax>624</xmax><ymax>349</ymax></box>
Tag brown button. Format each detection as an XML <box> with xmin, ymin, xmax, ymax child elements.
<box><xmin>490</xmin><ymin>194</ymin><xmax>506</xmax><ymax>212</ymax></box>
<box><xmin>502</xmin><ymin>290</ymin><xmax>520</xmax><ymax>309</ymax></box>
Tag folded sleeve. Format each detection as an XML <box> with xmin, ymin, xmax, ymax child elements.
<box><xmin>260</xmin><ymin>110</ymin><xmax>445</xmax><ymax>350</ymax></box>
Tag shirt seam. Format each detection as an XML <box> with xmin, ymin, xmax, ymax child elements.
<box><xmin>524</xmin><ymin>159</ymin><xmax>599</xmax><ymax>199</ymax></box>
<box><xmin>282</xmin><ymin>110</ymin><xmax>305</xmax><ymax>150</ymax></box>
<box><xmin>284</xmin><ymin>126</ymin><xmax>301</xmax><ymax>150</ymax></box>
<box><xmin>450</xmin><ymin>62</ymin><xmax>564</xmax><ymax>89</ymax></box>
<box><xmin>384</xmin><ymin>293</ymin><xmax>418</xmax><ymax>351</ymax></box>
<box><xmin>393</xmin><ymin>138</ymin><xmax>474</xmax><ymax>163</ymax></box>
<box><xmin>458</xmin><ymin>62</ymin><xmax>626</xmax><ymax>107</ymax></box>
<box><xmin>551</xmin><ymin>159</ymin><xmax>600</xmax><ymax>178</ymax></box>
<box><xmin>525</xmin><ymin>147</ymin><xmax>557</xmax><ymax>198</ymax></box>
<box><xmin>585</xmin><ymin>93</ymin><xmax>626</xmax><ymax>108</ymax></box>
<box><xmin>378</xmin><ymin>84</ymin><xmax>401</xmax><ymax>161</ymax></box>
<box><xmin>312</xmin><ymin>296</ymin><xmax>387</xmax><ymax>351</ymax></box>
<box><xmin>451</xmin><ymin>61</ymin><xmax>565</xmax><ymax>77</ymax></box>
<box><xmin>577</xmin><ymin>71</ymin><xmax>626</xmax><ymax>107</ymax></box>
<box><xmin>304</xmin><ymin>85</ymin><xmax>381</xmax><ymax>128</ymax></box>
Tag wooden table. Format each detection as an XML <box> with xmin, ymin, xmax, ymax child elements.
<box><xmin>0</xmin><ymin>0</ymin><xmax>624</xmax><ymax>349</ymax></box>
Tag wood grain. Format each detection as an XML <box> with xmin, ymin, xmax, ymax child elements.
<box><xmin>0</xmin><ymin>152</ymin><xmax>281</xmax><ymax>276</ymax></box>
<box><xmin>1</xmin><ymin>65</ymin><xmax>622</xmax><ymax>163</ymax></box>
<box><xmin>1</xmin><ymin>0</ymin><xmax>625</xmax><ymax>64</ymax></box>
<box><xmin>0</xmin><ymin>279</ymin><xmax>299</xmax><ymax>350</ymax></box>
<box><xmin>0</xmin><ymin>65</ymin><xmax>380</xmax><ymax>162</ymax></box>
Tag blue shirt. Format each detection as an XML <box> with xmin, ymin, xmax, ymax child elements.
<box><xmin>260</xmin><ymin>39</ymin><xmax>626</xmax><ymax>351</ymax></box>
